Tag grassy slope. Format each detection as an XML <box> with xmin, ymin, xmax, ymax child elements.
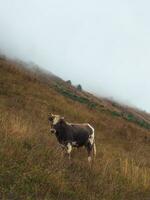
<box><xmin>0</xmin><ymin>58</ymin><xmax>150</xmax><ymax>200</ymax></box>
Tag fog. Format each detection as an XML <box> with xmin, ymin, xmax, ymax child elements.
<box><xmin>0</xmin><ymin>0</ymin><xmax>150</xmax><ymax>112</ymax></box>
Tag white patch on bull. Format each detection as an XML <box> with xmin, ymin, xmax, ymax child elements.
<box><xmin>53</xmin><ymin>115</ymin><xmax>61</xmax><ymax>125</ymax></box>
<box><xmin>67</xmin><ymin>143</ymin><xmax>72</xmax><ymax>154</ymax></box>
<box><xmin>87</xmin><ymin>124</ymin><xmax>95</xmax><ymax>145</ymax></box>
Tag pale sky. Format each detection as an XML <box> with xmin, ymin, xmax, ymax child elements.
<box><xmin>0</xmin><ymin>0</ymin><xmax>150</xmax><ymax>112</ymax></box>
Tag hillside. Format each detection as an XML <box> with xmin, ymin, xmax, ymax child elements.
<box><xmin>0</xmin><ymin>57</ymin><xmax>150</xmax><ymax>200</ymax></box>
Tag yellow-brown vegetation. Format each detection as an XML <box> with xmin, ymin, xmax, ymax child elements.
<box><xmin>0</xmin><ymin>58</ymin><xmax>150</xmax><ymax>199</ymax></box>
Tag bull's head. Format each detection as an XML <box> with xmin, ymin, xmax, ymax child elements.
<box><xmin>48</xmin><ymin>113</ymin><xmax>64</xmax><ymax>134</ymax></box>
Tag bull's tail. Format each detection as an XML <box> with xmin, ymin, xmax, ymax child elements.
<box><xmin>93</xmin><ymin>142</ymin><xmax>96</xmax><ymax>157</ymax></box>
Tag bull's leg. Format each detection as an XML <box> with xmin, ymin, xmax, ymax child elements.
<box><xmin>66</xmin><ymin>143</ymin><xmax>72</xmax><ymax>160</ymax></box>
<box><xmin>86</xmin><ymin>142</ymin><xmax>93</xmax><ymax>163</ymax></box>
<box><xmin>88</xmin><ymin>131</ymin><xmax>95</xmax><ymax>161</ymax></box>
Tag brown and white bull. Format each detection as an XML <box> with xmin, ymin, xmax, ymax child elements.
<box><xmin>48</xmin><ymin>113</ymin><xmax>96</xmax><ymax>162</ymax></box>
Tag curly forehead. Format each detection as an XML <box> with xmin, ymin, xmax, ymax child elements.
<box><xmin>48</xmin><ymin>114</ymin><xmax>61</xmax><ymax>125</ymax></box>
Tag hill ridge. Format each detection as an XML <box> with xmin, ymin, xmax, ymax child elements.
<box><xmin>0</xmin><ymin>57</ymin><xmax>150</xmax><ymax>199</ymax></box>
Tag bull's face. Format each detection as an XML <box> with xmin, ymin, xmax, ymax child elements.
<box><xmin>48</xmin><ymin>113</ymin><xmax>64</xmax><ymax>133</ymax></box>
<box><xmin>48</xmin><ymin>114</ymin><xmax>62</xmax><ymax>125</ymax></box>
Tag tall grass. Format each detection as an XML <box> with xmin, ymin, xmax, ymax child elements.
<box><xmin>0</xmin><ymin>60</ymin><xmax>150</xmax><ymax>199</ymax></box>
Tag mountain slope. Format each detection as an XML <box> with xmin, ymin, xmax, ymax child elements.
<box><xmin>0</xmin><ymin>57</ymin><xmax>150</xmax><ymax>200</ymax></box>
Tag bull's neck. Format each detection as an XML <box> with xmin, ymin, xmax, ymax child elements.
<box><xmin>53</xmin><ymin>121</ymin><xmax>68</xmax><ymax>141</ymax></box>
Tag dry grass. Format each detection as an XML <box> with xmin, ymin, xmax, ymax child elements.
<box><xmin>0</xmin><ymin>59</ymin><xmax>150</xmax><ymax>199</ymax></box>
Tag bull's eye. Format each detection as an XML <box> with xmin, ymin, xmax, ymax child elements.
<box><xmin>48</xmin><ymin>116</ymin><xmax>54</xmax><ymax>121</ymax></box>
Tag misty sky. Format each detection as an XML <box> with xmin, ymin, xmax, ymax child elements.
<box><xmin>0</xmin><ymin>0</ymin><xmax>150</xmax><ymax>112</ymax></box>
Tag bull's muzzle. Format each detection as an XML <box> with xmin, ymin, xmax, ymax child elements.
<box><xmin>50</xmin><ymin>128</ymin><xmax>56</xmax><ymax>134</ymax></box>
